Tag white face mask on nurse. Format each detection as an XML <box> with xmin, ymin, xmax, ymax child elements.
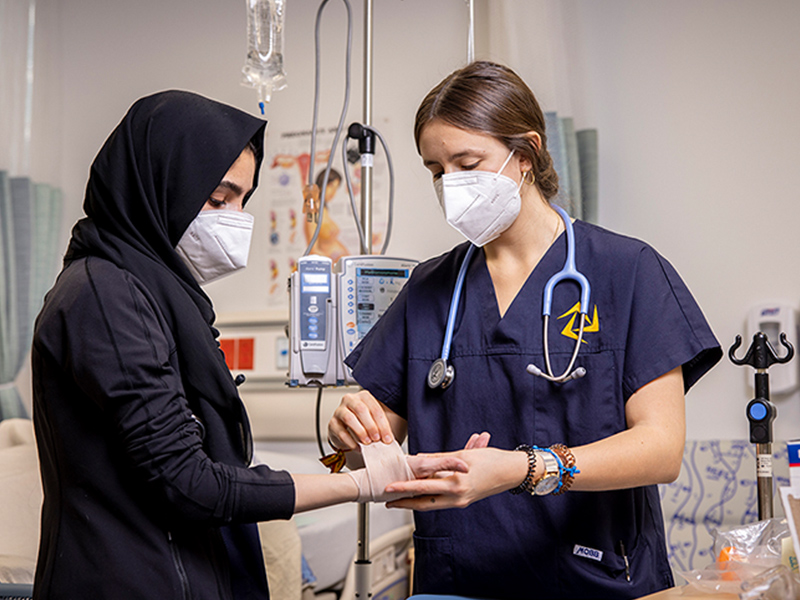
<box><xmin>421</xmin><ymin>121</ymin><xmax>531</xmax><ymax>247</ymax></box>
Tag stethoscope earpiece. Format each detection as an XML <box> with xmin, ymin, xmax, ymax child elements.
<box><xmin>526</xmin><ymin>364</ymin><xmax>543</xmax><ymax>377</ymax></box>
<box><xmin>527</xmin><ymin>363</ymin><xmax>587</xmax><ymax>383</ymax></box>
<box><xmin>427</xmin><ymin>358</ymin><xmax>455</xmax><ymax>389</ymax></box>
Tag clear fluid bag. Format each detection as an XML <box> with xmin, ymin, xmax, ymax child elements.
<box><xmin>241</xmin><ymin>0</ymin><xmax>287</xmax><ymax>113</ymax></box>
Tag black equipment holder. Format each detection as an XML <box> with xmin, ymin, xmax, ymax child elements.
<box><xmin>729</xmin><ymin>331</ymin><xmax>794</xmax><ymax>519</ymax></box>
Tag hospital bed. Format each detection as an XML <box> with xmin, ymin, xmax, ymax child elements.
<box><xmin>0</xmin><ymin>583</ymin><xmax>33</xmax><ymax>600</ymax></box>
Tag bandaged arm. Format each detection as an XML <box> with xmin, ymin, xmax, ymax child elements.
<box><xmin>346</xmin><ymin>440</ymin><xmax>414</xmax><ymax>503</ymax></box>
<box><xmin>290</xmin><ymin>442</ymin><xmax>468</xmax><ymax>512</ymax></box>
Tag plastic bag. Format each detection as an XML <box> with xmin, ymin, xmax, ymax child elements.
<box><xmin>739</xmin><ymin>565</ymin><xmax>800</xmax><ymax>600</ymax></box>
<box><xmin>677</xmin><ymin>518</ymin><xmax>791</xmax><ymax>595</ymax></box>
<box><xmin>714</xmin><ymin>517</ymin><xmax>791</xmax><ymax>566</ymax></box>
<box><xmin>241</xmin><ymin>0</ymin><xmax>287</xmax><ymax>113</ymax></box>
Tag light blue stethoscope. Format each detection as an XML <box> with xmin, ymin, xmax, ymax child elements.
<box><xmin>426</xmin><ymin>205</ymin><xmax>591</xmax><ymax>389</ymax></box>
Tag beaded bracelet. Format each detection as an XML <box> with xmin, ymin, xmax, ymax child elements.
<box><xmin>549</xmin><ymin>443</ymin><xmax>580</xmax><ymax>495</ymax></box>
<box><xmin>510</xmin><ymin>444</ymin><xmax>537</xmax><ymax>495</ymax></box>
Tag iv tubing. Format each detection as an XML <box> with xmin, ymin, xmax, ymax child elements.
<box><xmin>305</xmin><ymin>0</ymin><xmax>396</xmax><ymax>258</ymax></box>
<box><xmin>305</xmin><ymin>0</ymin><xmax>353</xmax><ymax>257</ymax></box>
<box><xmin>467</xmin><ymin>0</ymin><xmax>475</xmax><ymax>63</ymax></box>
<box><xmin>341</xmin><ymin>124</ymin><xmax>395</xmax><ymax>255</ymax></box>
<box><xmin>341</xmin><ymin>136</ymin><xmax>368</xmax><ymax>252</ymax></box>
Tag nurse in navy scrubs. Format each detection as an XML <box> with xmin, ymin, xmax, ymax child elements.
<box><xmin>328</xmin><ymin>61</ymin><xmax>722</xmax><ymax>599</ymax></box>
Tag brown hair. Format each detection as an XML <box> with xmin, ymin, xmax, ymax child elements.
<box><xmin>414</xmin><ymin>61</ymin><xmax>558</xmax><ymax>200</ymax></box>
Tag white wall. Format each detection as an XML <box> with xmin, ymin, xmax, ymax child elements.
<box><xmin>56</xmin><ymin>0</ymin><xmax>468</xmax><ymax>264</ymax></box>
<box><xmin>29</xmin><ymin>0</ymin><xmax>800</xmax><ymax>441</ymax></box>
<box><xmin>561</xmin><ymin>0</ymin><xmax>800</xmax><ymax>441</ymax></box>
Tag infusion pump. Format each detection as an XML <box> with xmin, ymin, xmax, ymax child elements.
<box><xmin>288</xmin><ymin>254</ymin><xmax>418</xmax><ymax>387</ymax></box>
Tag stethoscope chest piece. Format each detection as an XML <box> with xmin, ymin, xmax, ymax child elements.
<box><xmin>427</xmin><ymin>358</ymin><xmax>454</xmax><ymax>389</ymax></box>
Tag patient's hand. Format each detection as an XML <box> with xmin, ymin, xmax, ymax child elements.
<box><xmin>346</xmin><ymin>433</ymin><xmax>489</xmax><ymax>503</ymax></box>
<box><xmin>347</xmin><ymin>440</ymin><xmax>469</xmax><ymax>503</ymax></box>
<box><xmin>384</xmin><ymin>444</ymin><xmax>528</xmax><ymax>512</ymax></box>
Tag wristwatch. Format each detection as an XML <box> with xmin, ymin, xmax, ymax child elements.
<box><xmin>531</xmin><ymin>450</ymin><xmax>560</xmax><ymax>496</ymax></box>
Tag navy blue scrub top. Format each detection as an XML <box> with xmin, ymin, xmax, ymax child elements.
<box><xmin>346</xmin><ymin>220</ymin><xmax>722</xmax><ymax>600</ymax></box>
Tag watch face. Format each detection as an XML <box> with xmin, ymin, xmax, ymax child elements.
<box><xmin>532</xmin><ymin>450</ymin><xmax>561</xmax><ymax>496</ymax></box>
<box><xmin>533</xmin><ymin>474</ymin><xmax>559</xmax><ymax>496</ymax></box>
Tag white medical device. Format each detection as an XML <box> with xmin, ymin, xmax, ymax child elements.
<box><xmin>746</xmin><ymin>303</ymin><xmax>798</xmax><ymax>395</ymax></box>
<box><xmin>289</xmin><ymin>255</ymin><xmax>339</xmax><ymax>387</ymax></box>
<box><xmin>288</xmin><ymin>254</ymin><xmax>417</xmax><ymax>387</ymax></box>
<box><xmin>336</xmin><ymin>255</ymin><xmax>418</xmax><ymax>385</ymax></box>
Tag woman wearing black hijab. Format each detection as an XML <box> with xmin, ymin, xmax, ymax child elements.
<box><xmin>31</xmin><ymin>91</ymin><xmax>465</xmax><ymax>599</ymax></box>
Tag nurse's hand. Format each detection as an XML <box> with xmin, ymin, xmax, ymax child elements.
<box><xmin>328</xmin><ymin>390</ymin><xmax>405</xmax><ymax>449</ymax></box>
<box><xmin>383</xmin><ymin>447</ymin><xmax>529</xmax><ymax>511</ymax></box>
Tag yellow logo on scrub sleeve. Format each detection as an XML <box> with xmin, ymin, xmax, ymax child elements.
<box><xmin>557</xmin><ymin>302</ymin><xmax>600</xmax><ymax>342</ymax></box>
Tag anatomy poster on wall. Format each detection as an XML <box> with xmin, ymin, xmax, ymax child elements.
<box><xmin>262</xmin><ymin>127</ymin><xmax>389</xmax><ymax>309</ymax></box>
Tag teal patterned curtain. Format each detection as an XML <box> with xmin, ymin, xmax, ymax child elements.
<box><xmin>0</xmin><ymin>0</ymin><xmax>64</xmax><ymax>420</ymax></box>
<box><xmin>0</xmin><ymin>173</ymin><xmax>62</xmax><ymax>419</ymax></box>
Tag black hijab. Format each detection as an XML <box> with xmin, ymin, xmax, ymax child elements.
<box><xmin>65</xmin><ymin>90</ymin><xmax>267</xmax><ymax>464</ymax></box>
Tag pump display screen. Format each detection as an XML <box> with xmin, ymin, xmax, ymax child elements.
<box><xmin>301</xmin><ymin>272</ymin><xmax>330</xmax><ymax>293</ymax></box>
<box><xmin>354</xmin><ymin>267</ymin><xmax>409</xmax><ymax>338</ymax></box>
<box><xmin>336</xmin><ymin>257</ymin><xmax>418</xmax><ymax>382</ymax></box>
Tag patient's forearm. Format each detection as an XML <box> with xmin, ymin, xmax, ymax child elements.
<box><xmin>290</xmin><ymin>473</ymin><xmax>359</xmax><ymax>513</ymax></box>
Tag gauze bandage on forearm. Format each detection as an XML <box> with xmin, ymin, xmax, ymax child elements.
<box><xmin>346</xmin><ymin>440</ymin><xmax>414</xmax><ymax>503</ymax></box>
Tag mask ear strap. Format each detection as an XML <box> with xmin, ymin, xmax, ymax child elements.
<box><xmin>494</xmin><ymin>149</ymin><xmax>516</xmax><ymax>180</ymax></box>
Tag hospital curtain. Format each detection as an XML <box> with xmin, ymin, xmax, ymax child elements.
<box><xmin>483</xmin><ymin>0</ymin><xmax>599</xmax><ymax>222</ymax></box>
<box><xmin>0</xmin><ymin>175</ymin><xmax>62</xmax><ymax>419</ymax></box>
<box><xmin>0</xmin><ymin>0</ymin><xmax>64</xmax><ymax>421</ymax></box>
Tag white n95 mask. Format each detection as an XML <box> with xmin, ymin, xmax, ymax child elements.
<box><xmin>433</xmin><ymin>150</ymin><xmax>523</xmax><ymax>247</ymax></box>
<box><xmin>175</xmin><ymin>210</ymin><xmax>255</xmax><ymax>285</ymax></box>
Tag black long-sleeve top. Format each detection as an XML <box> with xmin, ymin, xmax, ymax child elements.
<box><xmin>32</xmin><ymin>256</ymin><xmax>295</xmax><ymax>599</ymax></box>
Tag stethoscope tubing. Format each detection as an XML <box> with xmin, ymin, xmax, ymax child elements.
<box><xmin>440</xmin><ymin>243</ymin><xmax>477</xmax><ymax>361</ymax></box>
<box><xmin>429</xmin><ymin>204</ymin><xmax>590</xmax><ymax>389</ymax></box>
<box><xmin>543</xmin><ymin>205</ymin><xmax>590</xmax><ymax>317</ymax></box>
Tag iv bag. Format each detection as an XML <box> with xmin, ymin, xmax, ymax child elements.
<box><xmin>241</xmin><ymin>0</ymin><xmax>287</xmax><ymax>113</ymax></box>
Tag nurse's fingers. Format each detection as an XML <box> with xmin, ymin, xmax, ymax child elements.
<box><xmin>327</xmin><ymin>403</ymin><xmax>361</xmax><ymax>450</ymax></box>
<box><xmin>384</xmin><ymin>476</ymin><xmax>466</xmax><ymax>511</ymax></box>
<box><xmin>384</xmin><ymin>473</ymin><xmax>464</xmax><ymax>501</ymax></box>
<box><xmin>463</xmin><ymin>431</ymin><xmax>491</xmax><ymax>450</ymax></box>
<box><xmin>386</xmin><ymin>495</ymin><xmax>453</xmax><ymax>511</ymax></box>
<box><xmin>406</xmin><ymin>454</ymin><xmax>469</xmax><ymax>479</ymax></box>
<box><xmin>328</xmin><ymin>391</ymin><xmax>393</xmax><ymax>447</ymax></box>
<box><xmin>363</xmin><ymin>394</ymin><xmax>395</xmax><ymax>444</ymax></box>
<box><xmin>327</xmin><ymin>421</ymin><xmax>359</xmax><ymax>451</ymax></box>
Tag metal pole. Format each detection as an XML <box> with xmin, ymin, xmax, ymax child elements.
<box><xmin>359</xmin><ymin>0</ymin><xmax>374</xmax><ymax>255</ymax></box>
<box><xmin>756</xmin><ymin>441</ymin><xmax>774</xmax><ymax>520</ymax></box>
<box><xmin>754</xmin><ymin>370</ymin><xmax>774</xmax><ymax>520</ymax></box>
<box><xmin>467</xmin><ymin>0</ymin><xmax>475</xmax><ymax>63</ymax></box>
<box><xmin>355</xmin><ymin>2</ymin><xmax>375</xmax><ymax>599</ymax></box>
<box><xmin>355</xmin><ymin>502</ymin><xmax>371</xmax><ymax>599</ymax></box>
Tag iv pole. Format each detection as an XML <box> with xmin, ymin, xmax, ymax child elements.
<box><xmin>360</xmin><ymin>0</ymin><xmax>374</xmax><ymax>257</ymax></box>
<box><xmin>355</xmin><ymin>1</ymin><xmax>374</xmax><ymax>598</ymax></box>
<box><xmin>729</xmin><ymin>331</ymin><xmax>794</xmax><ymax>520</ymax></box>
<box><xmin>354</xmin><ymin>4</ymin><xmax>474</xmax><ymax>596</ymax></box>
